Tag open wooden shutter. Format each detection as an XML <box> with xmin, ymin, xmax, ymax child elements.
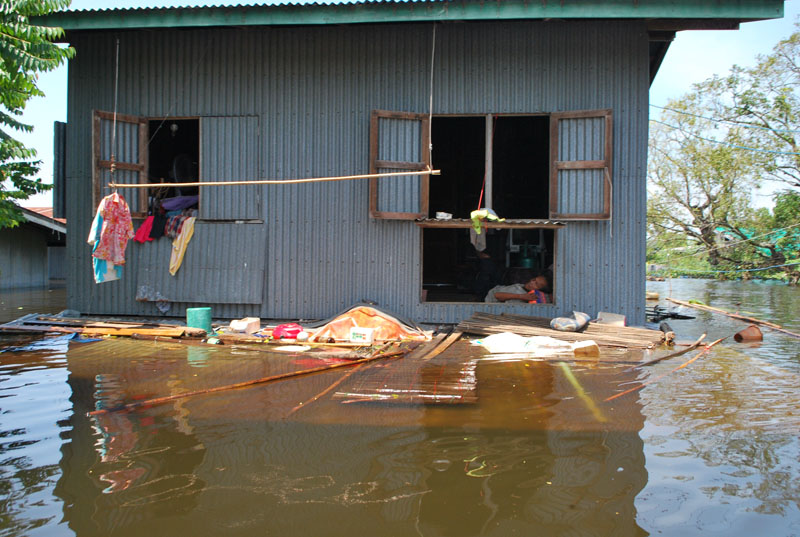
<box><xmin>549</xmin><ymin>109</ymin><xmax>613</xmax><ymax>220</ymax></box>
<box><xmin>92</xmin><ymin>110</ymin><xmax>148</xmax><ymax>217</ymax></box>
<box><xmin>200</xmin><ymin>116</ymin><xmax>261</xmax><ymax>220</ymax></box>
<box><xmin>369</xmin><ymin>110</ymin><xmax>430</xmax><ymax>220</ymax></box>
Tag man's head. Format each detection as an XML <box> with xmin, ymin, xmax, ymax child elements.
<box><xmin>523</xmin><ymin>275</ymin><xmax>549</xmax><ymax>292</ymax></box>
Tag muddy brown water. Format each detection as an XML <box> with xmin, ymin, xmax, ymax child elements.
<box><xmin>1</xmin><ymin>280</ymin><xmax>798</xmax><ymax>536</ymax></box>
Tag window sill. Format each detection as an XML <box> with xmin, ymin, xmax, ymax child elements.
<box><xmin>414</xmin><ymin>218</ymin><xmax>565</xmax><ymax>229</ymax></box>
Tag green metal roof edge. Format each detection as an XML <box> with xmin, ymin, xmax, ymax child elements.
<box><xmin>33</xmin><ymin>0</ymin><xmax>784</xmax><ymax>31</ymax></box>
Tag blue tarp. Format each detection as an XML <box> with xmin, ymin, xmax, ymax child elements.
<box><xmin>0</xmin><ymin>333</ymin><xmax>102</xmax><ymax>353</ymax></box>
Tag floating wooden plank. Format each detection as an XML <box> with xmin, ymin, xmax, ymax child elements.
<box><xmin>47</xmin><ymin>326</ymin><xmax>191</xmax><ymax>338</ymax></box>
<box><xmin>0</xmin><ymin>314</ymin><xmax>207</xmax><ymax>338</ymax></box>
<box><xmin>216</xmin><ymin>333</ymin><xmax>372</xmax><ymax>347</ymax></box>
<box><xmin>457</xmin><ymin>312</ymin><xmax>665</xmax><ymax>349</ymax></box>
<box><xmin>420</xmin><ymin>330</ymin><xmax>463</xmax><ymax>361</ymax></box>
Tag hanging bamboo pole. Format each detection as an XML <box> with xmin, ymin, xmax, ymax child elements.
<box><xmin>108</xmin><ymin>169</ymin><xmax>441</xmax><ymax>189</ymax></box>
<box><xmin>667</xmin><ymin>298</ymin><xmax>800</xmax><ymax>340</ymax></box>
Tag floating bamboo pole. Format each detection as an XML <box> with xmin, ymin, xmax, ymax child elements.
<box><xmin>287</xmin><ymin>364</ymin><xmax>366</xmax><ymax>416</ymax></box>
<box><xmin>604</xmin><ymin>336</ymin><xmax>726</xmax><ymax>402</ymax></box>
<box><xmin>667</xmin><ymin>298</ymin><xmax>800</xmax><ymax>340</ymax></box>
<box><xmin>628</xmin><ymin>333</ymin><xmax>706</xmax><ymax>370</ymax></box>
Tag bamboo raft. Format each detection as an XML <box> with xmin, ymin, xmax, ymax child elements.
<box><xmin>457</xmin><ymin>312</ymin><xmax>668</xmax><ymax>349</ymax></box>
<box><xmin>0</xmin><ymin>313</ymin><xmax>207</xmax><ymax>338</ymax></box>
<box><xmin>332</xmin><ymin>336</ymin><xmax>477</xmax><ymax>405</ymax></box>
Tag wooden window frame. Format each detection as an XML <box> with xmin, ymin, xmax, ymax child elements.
<box><xmin>92</xmin><ymin>110</ymin><xmax>149</xmax><ymax>217</ymax></box>
<box><xmin>369</xmin><ymin>110</ymin><xmax>430</xmax><ymax>220</ymax></box>
<box><xmin>549</xmin><ymin>109</ymin><xmax>613</xmax><ymax>220</ymax></box>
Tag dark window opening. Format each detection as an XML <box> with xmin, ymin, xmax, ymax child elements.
<box><xmin>491</xmin><ymin>116</ymin><xmax>550</xmax><ymax>219</ymax></box>
<box><xmin>423</xmin><ymin>115</ymin><xmax>554</xmax><ymax>303</ymax></box>
<box><xmin>147</xmin><ymin>119</ymin><xmax>200</xmax><ymax>214</ymax></box>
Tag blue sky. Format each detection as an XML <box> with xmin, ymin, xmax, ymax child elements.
<box><xmin>15</xmin><ymin>0</ymin><xmax>800</xmax><ymax>207</ymax></box>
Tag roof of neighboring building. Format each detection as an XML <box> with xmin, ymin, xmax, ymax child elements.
<box><xmin>35</xmin><ymin>0</ymin><xmax>783</xmax><ymax>32</ymax></box>
<box><xmin>20</xmin><ymin>207</ymin><xmax>67</xmax><ymax>234</ymax></box>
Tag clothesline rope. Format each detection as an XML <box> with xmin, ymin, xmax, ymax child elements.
<box><xmin>108</xmin><ymin>169</ymin><xmax>441</xmax><ymax>189</ymax></box>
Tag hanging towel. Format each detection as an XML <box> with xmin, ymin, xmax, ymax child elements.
<box><xmin>134</xmin><ymin>215</ymin><xmax>155</xmax><ymax>243</ymax></box>
<box><xmin>169</xmin><ymin>217</ymin><xmax>196</xmax><ymax>275</ymax></box>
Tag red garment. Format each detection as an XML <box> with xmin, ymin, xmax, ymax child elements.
<box><xmin>133</xmin><ymin>216</ymin><xmax>155</xmax><ymax>243</ymax></box>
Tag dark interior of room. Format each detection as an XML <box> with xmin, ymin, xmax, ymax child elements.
<box><xmin>423</xmin><ymin>115</ymin><xmax>553</xmax><ymax>303</ymax></box>
<box><xmin>147</xmin><ymin>119</ymin><xmax>200</xmax><ymax>209</ymax></box>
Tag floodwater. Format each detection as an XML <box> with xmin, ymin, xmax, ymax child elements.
<box><xmin>0</xmin><ymin>280</ymin><xmax>798</xmax><ymax>536</ymax></box>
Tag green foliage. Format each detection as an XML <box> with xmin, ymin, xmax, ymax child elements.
<box><xmin>648</xmin><ymin>99</ymin><xmax>763</xmax><ymax>270</ymax></box>
<box><xmin>648</xmin><ymin>24</ymin><xmax>800</xmax><ymax>282</ymax></box>
<box><xmin>695</xmin><ymin>25</ymin><xmax>800</xmax><ymax>190</ymax></box>
<box><xmin>0</xmin><ymin>0</ymin><xmax>73</xmax><ymax>228</ymax></box>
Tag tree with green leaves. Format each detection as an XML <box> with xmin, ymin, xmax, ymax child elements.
<box><xmin>1</xmin><ymin>0</ymin><xmax>73</xmax><ymax>228</ymax></box>
<box><xmin>647</xmin><ymin>100</ymin><xmax>781</xmax><ymax>273</ymax></box>
<box><xmin>648</xmin><ymin>24</ymin><xmax>800</xmax><ymax>280</ymax></box>
<box><xmin>696</xmin><ymin>25</ymin><xmax>800</xmax><ymax>191</ymax></box>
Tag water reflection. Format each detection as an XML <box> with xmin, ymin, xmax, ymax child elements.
<box><xmin>1</xmin><ymin>279</ymin><xmax>798</xmax><ymax>535</ymax></box>
<box><xmin>44</xmin><ymin>339</ymin><xmax>650</xmax><ymax>536</ymax></box>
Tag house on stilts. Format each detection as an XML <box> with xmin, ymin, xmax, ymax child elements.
<box><xmin>36</xmin><ymin>0</ymin><xmax>783</xmax><ymax>325</ymax></box>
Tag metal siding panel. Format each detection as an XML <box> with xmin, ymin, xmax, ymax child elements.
<box><xmin>134</xmin><ymin>222</ymin><xmax>265</xmax><ymax>304</ymax></box>
<box><xmin>53</xmin><ymin>122</ymin><xmax>67</xmax><ymax>219</ymax></box>
<box><xmin>558</xmin><ymin>169</ymin><xmax>604</xmax><ymax>215</ymax></box>
<box><xmin>66</xmin><ymin>21</ymin><xmax>648</xmax><ymax>325</ymax></box>
<box><xmin>0</xmin><ymin>227</ymin><xmax>48</xmax><ymax>289</ymax></box>
<box><xmin>201</xmin><ymin>116</ymin><xmax>260</xmax><ymax>220</ymax></box>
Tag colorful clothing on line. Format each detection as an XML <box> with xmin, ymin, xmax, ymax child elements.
<box><xmin>89</xmin><ymin>192</ymin><xmax>134</xmax><ymax>265</ymax></box>
<box><xmin>169</xmin><ymin>217</ymin><xmax>196</xmax><ymax>276</ymax></box>
<box><xmin>134</xmin><ymin>216</ymin><xmax>155</xmax><ymax>243</ymax></box>
<box><xmin>150</xmin><ymin>214</ymin><xmax>167</xmax><ymax>239</ymax></box>
<box><xmin>165</xmin><ymin>211</ymin><xmax>195</xmax><ymax>239</ymax></box>
<box><xmin>87</xmin><ymin>211</ymin><xmax>123</xmax><ymax>283</ymax></box>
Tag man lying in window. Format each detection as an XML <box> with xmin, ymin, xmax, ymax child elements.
<box><xmin>484</xmin><ymin>271</ymin><xmax>551</xmax><ymax>304</ymax></box>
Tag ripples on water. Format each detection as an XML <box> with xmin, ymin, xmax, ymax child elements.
<box><xmin>0</xmin><ymin>279</ymin><xmax>798</xmax><ymax>536</ymax></box>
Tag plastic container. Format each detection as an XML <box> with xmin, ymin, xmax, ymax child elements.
<box><xmin>273</xmin><ymin>323</ymin><xmax>304</xmax><ymax>340</ymax></box>
<box><xmin>230</xmin><ymin>317</ymin><xmax>260</xmax><ymax>334</ymax></box>
<box><xmin>186</xmin><ymin>307</ymin><xmax>213</xmax><ymax>334</ymax></box>
<box><xmin>349</xmin><ymin>326</ymin><xmax>375</xmax><ymax>344</ymax></box>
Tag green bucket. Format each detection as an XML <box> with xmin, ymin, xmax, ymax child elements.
<box><xmin>186</xmin><ymin>307</ymin><xmax>213</xmax><ymax>334</ymax></box>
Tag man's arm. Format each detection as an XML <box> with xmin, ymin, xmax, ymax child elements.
<box><xmin>493</xmin><ymin>292</ymin><xmax>531</xmax><ymax>303</ymax></box>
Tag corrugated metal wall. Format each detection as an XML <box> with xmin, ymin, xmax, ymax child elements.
<box><xmin>1</xmin><ymin>226</ymin><xmax>49</xmax><ymax>289</ymax></box>
<box><xmin>65</xmin><ymin>20</ymin><xmax>648</xmax><ymax>324</ymax></box>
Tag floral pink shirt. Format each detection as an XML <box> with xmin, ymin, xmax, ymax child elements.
<box><xmin>91</xmin><ymin>193</ymin><xmax>135</xmax><ymax>265</ymax></box>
